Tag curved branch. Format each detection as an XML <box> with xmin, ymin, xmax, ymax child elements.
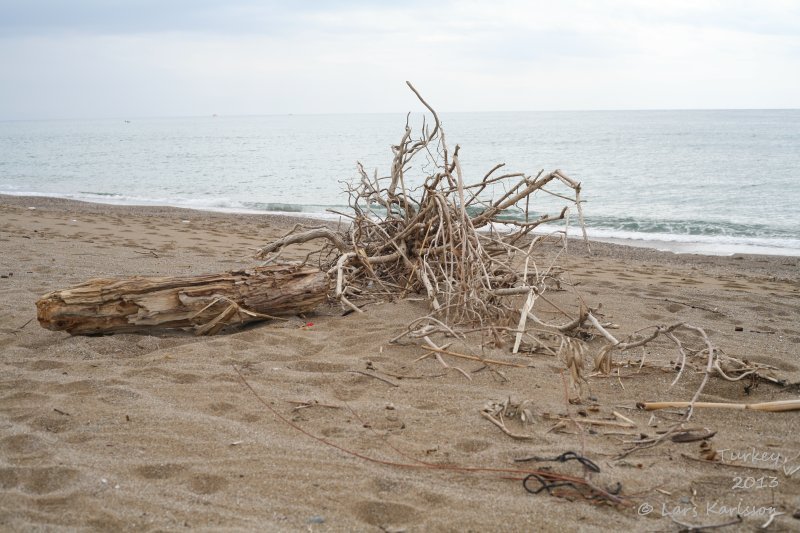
<box><xmin>256</xmin><ymin>227</ymin><xmax>348</xmax><ymax>258</ymax></box>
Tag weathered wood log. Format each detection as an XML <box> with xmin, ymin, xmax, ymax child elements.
<box><xmin>36</xmin><ymin>264</ymin><xmax>329</xmax><ymax>335</ymax></box>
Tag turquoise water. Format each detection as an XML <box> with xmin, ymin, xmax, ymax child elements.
<box><xmin>1</xmin><ymin>110</ymin><xmax>798</xmax><ymax>255</ymax></box>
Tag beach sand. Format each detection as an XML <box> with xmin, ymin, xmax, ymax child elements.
<box><xmin>1</xmin><ymin>195</ymin><xmax>799</xmax><ymax>531</ymax></box>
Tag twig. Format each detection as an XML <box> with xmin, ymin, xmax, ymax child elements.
<box><xmin>480</xmin><ymin>411</ymin><xmax>534</xmax><ymax>440</ymax></box>
<box><xmin>543</xmin><ymin>413</ymin><xmax>636</xmax><ymax>429</ymax></box>
<box><xmin>421</xmin><ymin>345</ymin><xmax>527</xmax><ymax>368</ymax></box>
<box><xmin>669</xmin><ymin>514</ymin><xmax>742</xmax><ymax>531</ymax></box>
<box><xmin>133</xmin><ymin>249</ymin><xmax>159</xmax><ymax>258</ymax></box>
<box><xmin>345</xmin><ymin>370</ymin><xmax>400</xmax><ymax>388</ymax></box>
<box><xmin>683</xmin><ymin>325</ymin><xmax>715</xmax><ymax>420</ymax></box>
<box><xmin>640</xmin><ymin>295</ymin><xmax>724</xmax><ymax>315</ymax></box>
<box><xmin>287</xmin><ymin>400</ymin><xmax>342</xmax><ymax>410</ymax></box>
<box><xmin>256</xmin><ymin>226</ymin><xmax>348</xmax><ymax>258</ymax></box>
<box><xmin>13</xmin><ymin>317</ymin><xmax>35</xmax><ymax>333</ymax></box>
<box><xmin>670</xmin><ymin>429</ymin><xmax>716</xmax><ymax>443</ymax></box>
<box><xmin>612</xmin><ymin>410</ymin><xmax>637</xmax><ymax>427</ymax></box>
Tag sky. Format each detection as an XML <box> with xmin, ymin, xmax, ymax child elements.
<box><xmin>0</xmin><ymin>0</ymin><xmax>798</xmax><ymax>119</ymax></box>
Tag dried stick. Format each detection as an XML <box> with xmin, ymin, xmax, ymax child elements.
<box><xmin>256</xmin><ymin>226</ymin><xmax>348</xmax><ymax>258</ymax></box>
<box><xmin>422</xmin><ymin>345</ymin><xmax>528</xmax><ymax>368</ymax></box>
<box><xmin>480</xmin><ymin>411</ymin><xmax>535</xmax><ymax>440</ymax></box>
<box><xmin>641</xmin><ymin>399</ymin><xmax>800</xmax><ymax>412</ymax></box>
<box><xmin>683</xmin><ymin>325</ymin><xmax>715</xmax><ymax>420</ymax></box>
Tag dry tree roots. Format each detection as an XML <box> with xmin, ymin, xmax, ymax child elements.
<box><xmin>257</xmin><ymin>81</ymin><xmax>587</xmax><ymax>330</ymax></box>
<box><xmin>256</xmin><ymin>82</ymin><xmax>782</xmax><ymax>411</ymax></box>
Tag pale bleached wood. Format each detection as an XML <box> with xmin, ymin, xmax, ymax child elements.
<box><xmin>37</xmin><ymin>264</ymin><xmax>329</xmax><ymax>335</ymax></box>
<box><xmin>642</xmin><ymin>399</ymin><xmax>800</xmax><ymax>413</ymax></box>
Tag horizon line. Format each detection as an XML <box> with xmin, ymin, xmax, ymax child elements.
<box><xmin>1</xmin><ymin>107</ymin><xmax>799</xmax><ymax>122</ymax></box>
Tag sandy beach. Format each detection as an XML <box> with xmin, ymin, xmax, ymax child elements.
<box><xmin>1</xmin><ymin>194</ymin><xmax>799</xmax><ymax>531</ymax></box>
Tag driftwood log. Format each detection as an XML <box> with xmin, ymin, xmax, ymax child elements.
<box><xmin>36</xmin><ymin>264</ymin><xmax>329</xmax><ymax>336</ymax></box>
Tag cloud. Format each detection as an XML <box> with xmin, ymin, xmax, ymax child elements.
<box><xmin>0</xmin><ymin>1</ymin><xmax>797</xmax><ymax>118</ymax></box>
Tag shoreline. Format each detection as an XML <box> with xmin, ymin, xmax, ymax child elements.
<box><xmin>3</xmin><ymin>193</ymin><xmax>799</xmax><ymax>260</ymax></box>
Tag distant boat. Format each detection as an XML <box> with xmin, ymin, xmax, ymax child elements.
<box><xmin>124</xmin><ymin>120</ymin><xmax>130</xmax><ymax>123</ymax></box>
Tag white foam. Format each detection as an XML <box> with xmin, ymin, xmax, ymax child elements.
<box><xmin>579</xmin><ymin>227</ymin><xmax>800</xmax><ymax>256</ymax></box>
<box><xmin>3</xmin><ymin>189</ymin><xmax>798</xmax><ymax>256</ymax></box>
<box><xmin>0</xmin><ymin>189</ymin><xmax>345</xmax><ymax>221</ymax></box>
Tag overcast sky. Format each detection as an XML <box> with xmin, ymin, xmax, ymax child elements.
<box><xmin>1</xmin><ymin>0</ymin><xmax>798</xmax><ymax>119</ymax></box>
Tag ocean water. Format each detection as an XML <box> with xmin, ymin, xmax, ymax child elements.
<box><xmin>1</xmin><ymin>110</ymin><xmax>798</xmax><ymax>256</ymax></box>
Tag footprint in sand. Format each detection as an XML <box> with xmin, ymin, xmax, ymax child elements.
<box><xmin>133</xmin><ymin>463</ymin><xmax>187</xmax><ymax>480</ymax></box>
<box><xmin>97</xmin><ymin>386</ymin><xmax>141</xmax><ymax>406</ymax></box>
<box><xmin>206</xmin><ymin>372</ymin><xmax>241</xmax><ymax>384</ymax></box>
<box><xmin>0</xmin><ymin>466</ymin><xmax>79</xmax><ymax>494</ymax></box>
<box><xmin>320</xmin><ymin>426</ymin><xmax>347</xmax><ymax>438</ymax></box>
<box><xmin>414</xmin><ymin>401</ymin><xmax>439</xmax><ymax>411</ymax></box>
<box><xmin>206</xmin><ymin>401</ymin><xmax>236</xmax><ymax>415</ymax></box>
<box><xmin>331</xmin><ymin>377</ymin><xmax>369</xmax><ymax>401</ymax></box>
<box><xmin>24</xmin><ymin>359</ymin><xmax>67</xmax><ymax>371</ymax></box>
<box><xmin>645</xmin><ymin>284</ymin><xmax>672</xmax><ymax>298</ymax></box>
<box><xmin>454</xmin><ymin>439</ymin><xmax>492</xmax><ymax>453</ymax></box>
<box><xmin>352</xmin><ymin>500</ymin><xmax>420</xmax><ymax>529</ymax></box>
<box><xmin>170</xmin><ymin>372</ymin><xmax>202</xmax><ymax>384</ymax></box>
<box><xmin>372</xmin><ymin>478</ymin><xmax>408</xmax><ymax>494</ymax></box>
<box><xmin>187</xmin><ymin>473</ymin><xmax>228</xmax><ymax>495</ymax></box>
<box><xmin>30</xmin><ymin>413</ymin><xmax>72</xmax><ymax>433</ymax></box>
<box><xmin>52</xmin><ymin>379</ymin><xmax>98</xmax><ymax>395</ymax></box>
<box><xmin>0</xmin><ymin>468</ymin><xmax>17</xmax><ymax>489</ymax></box>
<box><xmin>289</xmin><ymin>361</ymin><xmax>349</xmax><ymax>373</ymax></box>
<box><xmin>1</xmin><ymin>433</ymin><xmax>48</xmax><ymax>457</ymax></box>
<box><xmin>122</xmin><ymin>368</ymin><xmax>201</xmax><ymax>384</ymax></box>
<box><xmin>1</xmin><ymin>390</ymin><xmax>49</xmax><ymax>405</ymax></box>
<box><xmin>265</xmin><ymin>334</ymin><xmax>327</xmax><ymax>359</ymax></box>
<box><xmin>723</xmin><ymin>282</ymin><xmax>748</xmax><ymax>290</ymax></box>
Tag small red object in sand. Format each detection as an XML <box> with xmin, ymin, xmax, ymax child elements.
<box><xmin>306</xmin><ymin>322</ymin><xmax>314</xmax><ymax>327</ymax></box>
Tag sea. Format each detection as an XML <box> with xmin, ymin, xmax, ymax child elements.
<box><xmin>1</xmin><ymin>110</ymin><xmax>798</xmax><ymax>256</ymax></box>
